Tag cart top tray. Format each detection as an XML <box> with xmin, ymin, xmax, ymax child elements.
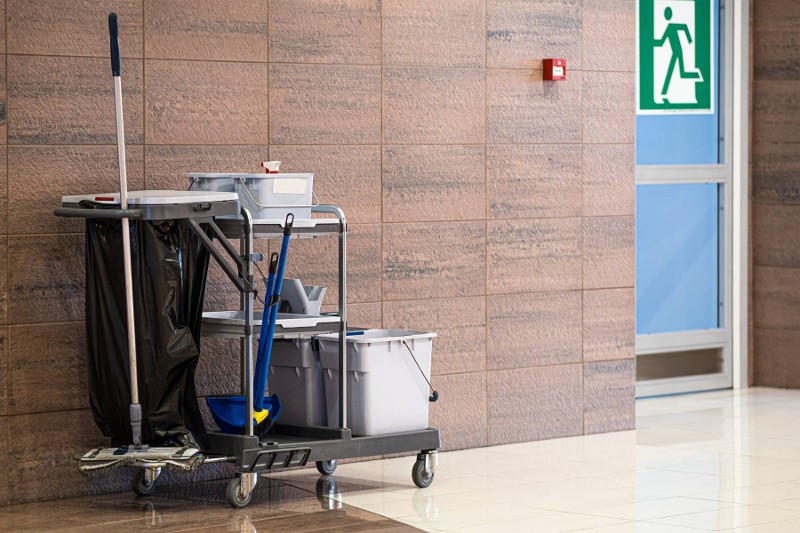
<box><xmin>60</xmin><ymin>190</ymin><xmax>239</xmax><ymax>220</ymax></box>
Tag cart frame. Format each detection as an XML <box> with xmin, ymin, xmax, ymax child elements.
<box><xmin>56</xmin><ymin>201</ymin><xmax>441</xmax><ymax>507</ymax></box>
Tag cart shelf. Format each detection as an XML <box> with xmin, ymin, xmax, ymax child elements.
<box><xmin>205</xmin><ymin>426</ymin><xmax>441</xmax><ymax>472</ymax></box>
<box><xmin>213</xmin><ymin>217</ymin><xmax>341</xmax><ymax>240</ymax></box>
<box><xmin>201</xmin><ymin>311</ymin><xmax>341</xmax><ymax>339</ymax></box>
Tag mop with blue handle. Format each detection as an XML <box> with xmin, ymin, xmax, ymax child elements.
<box><xmin>206</xmin><ymin>214</ymin><xmax>293</xmax><ymax>435</ymax></box>
<box><xmin>252</xmin><ymin>214</ymin><xmax>294</xmax><ymax>433</ymax></box>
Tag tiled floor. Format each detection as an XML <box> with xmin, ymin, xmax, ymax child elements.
<box><xmin>0</xmin><ymin>477</ymin><xmax>417</xmax><ymax>532</ymax></box>
<box><xmin>5</xmin><ymin>387</ymin><xmax>800</xmax><ymax>532</ymax></box>
<box><xmin>288</xmin><ymin>387</ymin><xmax>800</xmax><ymax>532</ymax></box>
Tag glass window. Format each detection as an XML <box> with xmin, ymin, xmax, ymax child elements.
<box><xmin>636</xmin><ymin>183</ymin><xmax>720</xmax><ymax>334</ymax></box>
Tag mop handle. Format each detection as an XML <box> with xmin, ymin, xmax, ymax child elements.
<box><xmin>254</xmin><ymin>214</ymin><xmax>294</xmax><ymax>411</ymax></box>
<box><xmin>253</xmin><ymin>252</ymin><xmax>279</xmax><ymax>410</ymax></box>
<box><xmin>110</xmin><ymin>13</ymin><xmax>142</xmax><ymax>447</ymax></box>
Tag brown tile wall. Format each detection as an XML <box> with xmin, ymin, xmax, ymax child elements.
<box><xmin>0</xmin><ymin>0</ymin><xmax>635</xmax><ymax>503</ymax></box>
<box><xmin>751</xmin><ymin>2</ymin><xmax>800</xmax><ymax>388</ymax></box>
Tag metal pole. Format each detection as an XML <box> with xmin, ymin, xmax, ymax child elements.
<box><xmin>242</xmin><ymin>208</ymin><xmax>255</xmax><ymax>437</ymax></box>
<box><xmin>109</xmin><ymin>13</ymin><xmax>143</xmax><ymax>449</ymax></box>
<box><xmin>339</xmin><ymin>211</ymin><xmax>347</xmax><ymax>430</ymax></box>
<box><xmin>311</xmin><ymin>205</ymin><xmax>348</xmax><ymax>431</ymax></box>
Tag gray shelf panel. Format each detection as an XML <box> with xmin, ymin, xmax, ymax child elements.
<box><xmin>213</xmin><ymin>217</ymin><xmax>341</xmax><ymax>240</ymax></box>
<box><xmin>201</xmin><ymin>311</ymin><xmax>342</xmax><ymax>339</ymax></box>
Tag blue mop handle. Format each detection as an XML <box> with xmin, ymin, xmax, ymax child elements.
<box><xmin>254</xmin><ymin>214</ymin><xmax>294</xmax><ymax>411</ymax></box>
<box><xmin>252</xmin><ymin>252</ymin><xmax>279</xmax><ymax>409</ymax></box>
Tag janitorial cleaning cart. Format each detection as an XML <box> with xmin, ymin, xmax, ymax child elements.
<box><xmin>54</xmin><ymin>12</ymin><xmax>441</xmax><ymax>508</ymax></box>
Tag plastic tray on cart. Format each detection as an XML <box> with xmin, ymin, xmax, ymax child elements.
<box><xmin>59</xmin><ymin>190</ymin><xmax>239</xmax><ymax>220</ymax></box>
<box><xmin>201</xmin><ymin>310</ymin><xmax>341</xmax><ymax>339</ymax></box>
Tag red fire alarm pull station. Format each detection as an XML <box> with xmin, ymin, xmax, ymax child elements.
<box><xmin>543</xmin><ymin>59</ymin><xmax>567</xmax><ymax>81</ymax></box>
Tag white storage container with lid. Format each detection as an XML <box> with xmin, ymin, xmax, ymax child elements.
<box><xmin>315</xmin><ymin>330</ymin><xmax>436</xmax><ymax>436</ymax></box>
<box><xmin>187</xmin><ymin>172</ymin><xmax>315</xmax><ymax>220</ymax></box>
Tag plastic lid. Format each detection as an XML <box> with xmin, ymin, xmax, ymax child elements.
<box><xmin>315</xmin><ymin>329</ymin><xmax>436</xmax><ymax>344</ymax></box>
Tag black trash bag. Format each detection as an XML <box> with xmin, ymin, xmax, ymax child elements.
<box><xmin>85</xmin><ymin>218</ymin><xmax>211</xmax><ymax>449</ymax></box>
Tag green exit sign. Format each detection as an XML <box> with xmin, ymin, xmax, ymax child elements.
<box><xmin>637</xmin><ymin>0</ymin><xmax>715</xmax><ymax>114</ymax></box>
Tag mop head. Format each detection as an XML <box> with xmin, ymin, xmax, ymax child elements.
<box><xmin>76</xmin><ymin>445</ymin><xmax>203</xmax><ymax>477</ymax></box>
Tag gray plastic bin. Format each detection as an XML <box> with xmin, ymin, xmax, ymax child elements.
<box><xmin>316</xmin><ymin>330</ymin><xmax>436</xmax><ymax>436</ymax></box>
<box><xmin>187</xmin><ymin>173</ymin><xmax>314</xmax><ymax>220</ymax></box>
<box><xmin>268</xmin><ymin>339</ymin><xmax>327</xmax><ymax>427</ymax></box>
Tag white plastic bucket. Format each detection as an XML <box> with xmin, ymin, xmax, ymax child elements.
<box><xmin>316</xmin><ymin>330</ymin><xmax>436</xmax><ymax>436</ymax></box>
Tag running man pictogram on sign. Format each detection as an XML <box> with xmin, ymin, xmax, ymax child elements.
<box><xmin>638</xmin><ymin>0</ymin><xmax>714</xmax><ymax>114</ymax></box>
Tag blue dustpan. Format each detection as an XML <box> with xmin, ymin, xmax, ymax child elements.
<box><xmin>206</xmin><ymin>394</ymin><xmax>282</xmax><ymax>435</ymax></box>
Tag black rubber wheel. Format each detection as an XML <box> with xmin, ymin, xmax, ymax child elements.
<box><xmin>132</xmin><ymin>469</ymin><xmax>158</xmax><ymax>497</ymax></box>
<box><xmin>226</xmin><ymin>477</ymin><xmax>253</xmax><ymax>509</ymax></box>
<box><xmin>412</xmin><ymin>459</ymin><xmax>434</xmax><ymax>488</ymax></box>
<box><xmin>316</xmin><ymin>459</ymin><xmax>338</xmax><ymax>475</ymax></box>
<box><xmin>315</xmin><ymin>475</ymin><xmax>338</xmax><ymax>497</ymax></box>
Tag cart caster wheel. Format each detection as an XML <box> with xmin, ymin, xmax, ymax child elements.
<box><xmin>132</xmin><ymin>468</ymin><xmax>159</xmax><ymax>497</ymax></box>
<box><xmin>226</xmin><ymin>477</ymin><xmax>254</xmax><ymax>509</ymax></box>
<box><xmin>316</xmin><ymin>459</ymin><xmax>338</xmax><ymax>475</ymax></box>
<box><xmin>315</xmin><ymin>475</ymin><xmax>338</xmax><ymax>497</ymax></box>
<box><xmin>412</xmin><ymin>459</ymin><xmax>435</xmax><ymax>488</ymax></box>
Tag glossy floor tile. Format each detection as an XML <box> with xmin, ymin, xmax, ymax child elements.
<box><xmin>0</xmin><ymin>477</ymin><xmax>417</xmax><ymax>532</ymax></box>
<box><xmin>4</xmin><ymin>387</ymin><xmax>800</xmax><ymax>532</ymax></box>
<box><xmin>305</xmin><ymin>387</ymin><xmax>800</xmax><ymax>532</ymax></box>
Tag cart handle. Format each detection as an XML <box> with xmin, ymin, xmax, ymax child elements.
<box><xmin>402</xmin><ymin>340</ymin><xmax>439</xmax><ymax>402</ymax></box>
<box><xmin>53</xmin><ymin>207</ymin><xmax>143</xmax><ymax>219</ymax></box>
<box><xmin>109</xmin><ymin>13</ymin><xmax>121</xmax><ymax>77</ymax></box>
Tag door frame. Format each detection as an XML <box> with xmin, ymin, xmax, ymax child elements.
<box><xmin>635</xmin><ymin>0</ymin><xmax>749</xmax><ymax>397</ymax></box>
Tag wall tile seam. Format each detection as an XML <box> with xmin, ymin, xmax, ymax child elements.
<box><xmin>752</xmin><ymin>260</ymin><xmax>800</xmax><ymax>269</ymax></box>
<box><xmin>7</xmin><ymin>53</ymin><xmax>274</xmax><ymax>67</ymax></box>
<box><xmin>3</xmin><ymin>406</ymin><xmax>90</xmax><ymax>417</ymax></box>
<box><xmin>7</xmin><ymin>143</ymin><xmax>147</xmax><ymax>148</ymax></box>
<box><xmin>377</xmin><ymin>215</ymin><xmax>629</xmax><ymax>225</ymax></box>
<box><xmin>5</xmin><ymin>232</ymin><xmax>84</xmax><ymax>238</ymax></box>
<box><xmin>3</xmin><ymin>2</ymin><xmax>8</xmax><ymax>506</ymax></box>
<box><xmin>486</xmin><ymin>361</ymin><xmax>585</xmax><ymax>376</ymax></box>
<box><xmin>483</xmin><ymin>0</ymin><xmax>490</xmax><ymax>445</ymax></box>
<box><xmin>5</xmin><ymin>51</ymin><xmax>145</xmax><ymax>61</ymax></box>
<box><xmin>752</xmin><ymin>264</ymin><xmax>800</xmax><ymax>272</ymax></box>
<box><xmin>379</xmin><ymin>0</ymin><xmax>385</xmax><ymax>337</ymax></box>
<box><xmin>141</xmin><ymin>1</ymin><xmax>147</xmax><ymax>185</ymax></box>
<box><xmin>484</xmin><ymin>0</ymin><xmax>490</xmax><ymax>449</ymax></box>
<box><xmin>29</xmin><ymin>142</ymin><xmax>626</xmax><ymax>148</ymax></box>
<box><xmin>749</xmin><ymin>201</ymin><xmax>800</xmax><ymax>208</ymax></box>
<box><xmin>752</xmin><ymin>324</ymin><xmax>800</xmax><ymax>334</ymax></box>
<box><xmin>6</xmin><ymin>320</ymin><xmax>85</xmax><ymax>329</ymax></box>
<box><xmin>428</xmin><ymin>370</ymin><xmax>487</xmax><ymax>379</ymax></box>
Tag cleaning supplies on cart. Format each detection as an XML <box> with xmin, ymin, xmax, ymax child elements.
<box><xmin>76</xmin><ymin>446</ymin><xmax>203</xmax><ymax>476</ymax></box>
<box><xmin>279</xmin><ymin>279</ymin><xmax>327</xmax><ymax>315</ymax></box>
<box><xmin>268</xmin><ymin>339</ymin><xmax>328</xmax><ymax>426</ymax></box>
<box><xmin>68</xmin><ymin>14</ymin><xmax>229</xmax><ymax>476</ymax></box>
<box><xmin>262</xmin><ymin>161</ymin><xmax>281</xmax><ymax>173</ymax></box>
<box><xmin>188</xmin><ymin>171</ymin><xmax>315</xmax><ymax>220</ymax></box>
<box><xmin>207</xmin><ymin>214</ymin><xmax>294</xmax><ymax>435</ymax></box>
<box><xmin>316</xmin><ymin>330</ymin><xmax>438</xmax><ymax>436</ymax></box>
